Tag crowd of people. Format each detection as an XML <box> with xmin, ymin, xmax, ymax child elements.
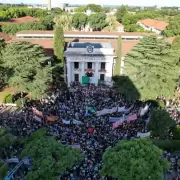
<box><xmin>0</xmin><ymin>83</ymin><xmax>179</xmax><ymax>180</ymax></box>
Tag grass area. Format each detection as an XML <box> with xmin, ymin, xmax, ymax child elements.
<box><xmin>0</xmin><ymin>87</ymin><xmax>18</xmax><ymax>103</ymax></box>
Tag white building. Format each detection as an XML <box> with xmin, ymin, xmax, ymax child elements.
<box><xmin>64</xmin><ymin>42</ymin><xmax>116</xmax><ymax>86</ymax></box>
<box><xmin>137</xmin><ymin>19</ymin><xmax>168</xmax><ymax>35</ymax></box>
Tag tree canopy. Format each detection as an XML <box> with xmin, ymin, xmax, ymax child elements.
<box><xmin>86</xmin><ymin>4</ymin><xmax>104</xmax><ymax>13</ymax></box>
<box><xmin>2</xmin><ymin>22</ymin><xmax>46</xmax><ymax>35</ymax></box>
<box><xmin>88</xmin><ymin>13</ymin><xmax>107</xmax><ymax>31</ymax></box>
<box><xmin>2</xmin><ymin>41</ymin><xmax>52</xmax><ymax>99</ymax></box>
<box><xmin>53</xmin><ymin>26</ymin><xmax>65</xmax><ymax>66</ymax></box>
<box><xmin>116</xmin><ymin>5</ymin><xmax>128</xmax><ymax>23</ymax></box>
<box><xmin>74</xmin><ymin>6</ymin><xmax>87</xmax><ymax>13</ymax></box>
<box><xmin>147</xmin><ymin>109</ymin><xmax>174</xmax><ymax>139</ymax></box>
<box><xmin>72</xmin><ymin>13</ymin><xmax>88</xmax><ymax>30</ymax></box>
<box><xmin>172</xmin><ymin>36</ymin><xmax>180</xmax><ymax>50</ymax></box>
<box><xmin>163</xmin><ymin>15</ymin><xmax>180</xmax><ymax>37</ymax></box>
<box><xmin>21</xmin><ymin>129</ymin><xmax>83</xmax><ymax>180</ymax></box>
<box><xmin>101</xmin><ymin>139</ymin><xmax>169</xmax><ymax>180</ymax></box>
<box><xmin>123</xmin><ymin>36</ymin><xmax>180</xmax><ymax>100</ymax></box>
<box><xmin>53</xmin><ymin>13</ymin><xmax>72</xmax><ymax>31</ymax></box>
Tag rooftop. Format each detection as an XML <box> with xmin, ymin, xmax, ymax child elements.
<box><xmin>0</xmin><ymin>32</ymin><xmax>13</xmax><ymax>41</ymax></box>
<box><xmin>137</xmin><ymin>19</ymin><xmax>168</xmax><ymax>31</ymax></box>
<box><xmin>70</xmin><ymin>42</ymin><xmax>112</xmax><ymax>48</ymax></box>
<box><xmin>16</xmin><ymin>30</ymin><xmax>156</xmax><ymax>37</ymax></box>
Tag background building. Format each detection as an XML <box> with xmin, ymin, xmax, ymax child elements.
<box><xmin>137</xmin><ymin>19</ymin><xmax>168</xmax><ymax>34</ymax></box>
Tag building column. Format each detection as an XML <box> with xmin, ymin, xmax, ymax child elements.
<box><xmin>67</xmin><ymin>62</ymin><xmax>71</xmax><ymax>87</ymax></box>
<box><xmin>94</xmin><ymin>62</ymin><xmax>99</xmax><ymax>85</ymax></box>
<box><xmin>81</xmin><ymin>62</ymin><xmax>85</xmax><ymax>84</ymax></box>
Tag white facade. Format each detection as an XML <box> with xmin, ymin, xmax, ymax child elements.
<box><xmin>137</xmin><ymin>22</ymin><xmax>162</xmax><ymax>35</ymax></box>
<box><xmin>64</xmin><ymin>43</ymin><xmax>115</xmax><ymax>86</ymax></box>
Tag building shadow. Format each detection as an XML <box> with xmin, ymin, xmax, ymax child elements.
<box><xmin>112</xmin><ymin>75</ymin><xmax>140</xmax><ymax>100</ymax></box>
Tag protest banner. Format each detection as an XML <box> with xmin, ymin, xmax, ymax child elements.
<box><xmin>34</xmin><ymin>115</ymin><xmax>42</xmax><ymax>122</ymax></box>
<box><xmin>137</xmin><ymin>132</ymin><xmax>150</xmax><ymax>138</ymax></box>
<box><xmin>140</xmin><ymin>104</ymin><xmax>149</xmax><ymax>116</ymax></box>
<box><xmin>109</xmin><ymin>117</ymin><xmax>121</xmax><ymax>123</ymax></box>
<box><xmin>46</xmin><ymin>116</ymin><xmax>58</xmax><ymax>122</ymax></box>
<box><xmin>62</xmin><ymin>120</ymin><xmax>70</xmax><ymax>124</ymax></box>
<box><xmin>96</xmin><ymin>106</ymin><xmax>131</xmax><ymax>116</ymax></box>
<box><xmin>32</xmin><ymin>107</ymin><xmax>43</xmax><ymax>117</ymax></box>
<box><xmin>127</xmin><ymin>113</ymin><xmax>138</xmax><ymax>122</ymax></box>
<box><xmin>71</xmin><ymin>144</ymin><xmax>81</xmax><ymax>149</ymax></box>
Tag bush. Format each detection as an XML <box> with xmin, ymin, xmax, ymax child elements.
<box><xmin>3</xmin><ymin>94</ymin><xmax>13</xmax><ymax>103</ymax></box>
<box><xmin>153</xmin><ymin>139</ymin><xmax>180</xmax><ymax>151</ymax></box>
<box><xmin>2</xmin><ymin>22</ymin><xmax>46</xmax><ymax>35</ymax></box>
<box><xmin>15</xmin><ymin>98</ymin><xmax>23</xmax><ymax>107</ymax></box>
<box><xmin>0</xmin><ymin>164</ymin><xmax>8</xmax><ymax>178</ymax></box>
<box><xmin>171</xmin><ymin>125</ymin><xmax>180</xmax><ymax>140</ymax></box>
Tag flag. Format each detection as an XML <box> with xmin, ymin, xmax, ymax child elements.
<box><xmin>127</xmin><ymin>114</ymin><xmax>137</xmax><ymax>122</ymax></box>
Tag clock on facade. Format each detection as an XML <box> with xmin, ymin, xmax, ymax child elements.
<box><xmin>87</xmin><ymin>45</ymin><xmax>94</xmax><ymax>53</ymax></box>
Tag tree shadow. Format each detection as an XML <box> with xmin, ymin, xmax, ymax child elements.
<box><xmin>112</xmin><ymin>75</ymin><xmax>140</xmax><ymax>100</ymax></box>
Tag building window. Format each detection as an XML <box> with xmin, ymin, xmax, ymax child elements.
<box><xmin>74</xmin><ymin>62</ymin><xmax>79</xmax><ymax>69</ymax></box>
<box><xmin>100</xmin><ymin>74</ymin><xmax>105</xmax><ymax>81</ymax></box>
<box><xmin>74</xmin><ymin>74</ymin><xmax>79</xmax><ymax>82</ymax></box>
<box><xmin>101</xmin><ymin>62</ymin><xmax>105</xmax><ymax>70</ymax></box>
<box><xmin>87</xmin><ymin>62</ymin><xmax>92</xmax><ymax>69</ymax></box>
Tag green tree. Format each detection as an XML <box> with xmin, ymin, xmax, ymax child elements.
<box><xmin>2</xmin><ymin>22</ymin><xmax>46</xmax><ymax>35</ymax></box>
<box><xmin>163</xmin><ymin>15</ymin><xmax>180</xmax><ymax>37</ymax></box>
<box><xmin>148</xmin><ymin>109</ymin><xmax>174</xmax><ymax>139</ymax></box>
<box><xmin>51</xmin><ymin>8</ymin><xmax>63</xmax><ymax>15</ymax></box>
<box><xmin>0</xmin><ymin>129</ymin><xmax>17</xmax><ymax>159</ymax></box>
<box><xmin>88</xmin><ymin>13</ymin><xmax>107</xmax><ymax>31</ymax></box>
<box><xmin>74</xmin><ymin>6</ymin><xmax>87</xmax><ymax>13</ymax></box>
<box><xmin>101</xmin><ymin>139</ymin><xmax>169</xmax><ymax>180</ymax></box>
<box><xmin>0</xmin><ymin>163</ymin><xmax>8</xmax><ymax>179</ymax></box>
<box><xmin>53</xmin><ymin>13</ymin><xmax>72</xmax><ymax>31</ymax></box>
<box><xmin>172</xmin><ymin>36</ymin><xmax>180</xmax><ymax>50</ymax></box>
<box><xmin>40</xmin><ymin>14</ymin><xmax>55</xmax><ymax>30</ymax></box>
<box><xmin>53</xmin><ymin>26</ymin><xmax>65</xmax><ymax>66</ymax></box>
<box><xmin>21</xmin><ymin>130</ymin><xmax>83</xmax><ymax>180</ymax></box>
<box><xmin>2</xmin><ymin>41</ymin><xmax>52</xmax><ymax>99</ymax></box>
<box><xmin>171</xmin><ymin>125</ymin><xmax>180</xmax><ymax>140</ymax></box>
<box><xmin>0</xmin><ymin>38</ymin><xmax>8</xmax><ymax>86</ymax></box>
<box><xmin>116</xmin><ymin>5</ymin><xmax>127</xmax><ymax>23</ymax></box>
<box><xmin>72</xmin><ymin>13</ymin><xmax>88</xmax><ymax>30</ymax></box>
<box><xmin>114</xmin><ymin>36</ymin><xmax>121</xmax><ymax>75</ymax></box>
<box><xmin>86</xmin><ymin>4</ymin><xmax>104</xmax><ymax>13</ymax></box>
<box><xmin>123</xmin><ymin>36</ymin><xmax>180</xmax><ymax>100</ymax></box>
<box><xmin>104</xmin><ymin>15</ymin><xmax>117</xmax><ymax>31</ymax></box>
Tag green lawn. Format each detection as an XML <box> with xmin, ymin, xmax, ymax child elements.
<box><xmin>0</xmin><ymin>87</ymin><xmax>18</xmax><ymax>103</ymax></box>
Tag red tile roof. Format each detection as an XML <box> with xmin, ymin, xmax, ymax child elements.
<box><xmin>138</xmin><ymin>19</ymin><xmax>168</xmax><ymax>31</ymax></box>
<box><xmin>0</xmin><ymin>32</ymin><xmax>13</xmax><ymax>41</ymax></box>
<box><xmin>16</xmin><ymin>30</ymin><xmax>156</xmax><ymax>36</ymax></box>
<box><xmin>11</xmin><ymin>38</ymin><xmax>140</xmax><ymax>57</ymax></box>
<box><xmin>116</xmin><ymin>21</ymin><xmax>124</xmax><ymax>27</ymax></box>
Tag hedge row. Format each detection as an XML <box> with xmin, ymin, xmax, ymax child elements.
<box><xmin>153</xmin><ymin>139</ymin><xmax>180</xmax><ymax>151</ymax></box>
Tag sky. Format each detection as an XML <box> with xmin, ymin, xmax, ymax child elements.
<box><xmin>2</xmin><ymin>0</ymin><xmax>180</xmax><ymax>7</ymax></box>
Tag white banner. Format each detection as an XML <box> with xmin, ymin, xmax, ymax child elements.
<box><xmin>34</xmin><ymin>115</ymin><xmax>42</xmax><ymax>122</ymax></box>
<box><xmin>140</xmin><ymin>104</ymin><xmax>149</xmax><ymax>116</ymax></box>
<box><xmin>137</xmin><ymin>132</ymin><xmax>150</xmax><ymax>138</ymax></box>
<box><xmin>96</xmin><ymin>106</ymin><xmax>131</xmax><ymax>116</ymax></box>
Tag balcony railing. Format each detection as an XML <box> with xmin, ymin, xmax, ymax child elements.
<box><xmin>98</xmin><ymin>69</ymin><xmax>106</xmax><ymax>72</ymax></box>
<box><xmin>85</xmin><ymin>69</ymin><xmax>95</xmax><ymax>72</ymax></box>
<box><xmin>74</xmin><ymin>68</ymin><xmax>81</xmax><ymax>71</ymax></box>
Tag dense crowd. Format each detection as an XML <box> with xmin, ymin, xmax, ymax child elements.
<box><xmin>0</xmin><ymin>83</ymin><xmax>179</xmax><ymax>180</ymax></box>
